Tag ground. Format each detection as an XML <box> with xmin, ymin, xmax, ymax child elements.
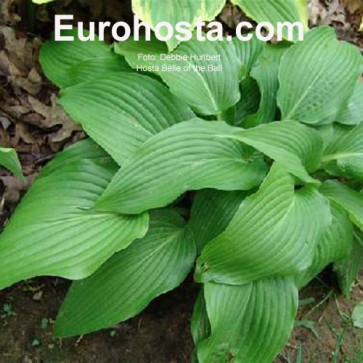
<box><xmin>0</xmin><ymin>274</ymin><xmax>362</xmax><ymax>362</ymax></box>
<box><xmin>0</xmin><ymin>0</ymin><xmax>362</xmax><ymax>362</ymax></box>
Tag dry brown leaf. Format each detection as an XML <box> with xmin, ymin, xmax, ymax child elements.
<box><xmin>341</xmin><ymin>0</ymin><xmax>363</xmax><ymax>14</ymax></box>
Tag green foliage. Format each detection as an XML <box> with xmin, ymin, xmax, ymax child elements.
<box><xmin>116</xmin><ymin>37</ymin><xmax>241</xmax><ymax>115</ymax></box>
<box><xmin>277</xmin><ymin>27</ymin><xmax>362</xmax><ymax>124</ymax></box>
<box><xmin>0</xmin><ymin>140</ymin><xmax>148</xmax><ymax>289</ymax></box>
<box><xmin>0</xmin><ymin>147</ymin><xmax>25</xmax><ymax>182</ymax></box>
<box><xmin>198</xmin><ymin>278</ymin><xmax>298</xmax><ymax>362</ymax></box>
<box><xmin>54</xmin><ymin>209</ymin><xmax>196</xmax><ymax>337</ymax></box>
<box><xmin>231</xmin><ymin>0</ymin><xmax>309</xmax><ymax>40</ymax></box>
<box><xmin>2</xmin><ymin>2</ymin><xmax>363</xmax><ymax>362</ymax></box>
<box><xmin>40</xmin><ymin>29</ymin><xmax>132</xmax><ymax>88</ymax></box>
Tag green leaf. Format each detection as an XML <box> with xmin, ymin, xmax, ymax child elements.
<box><xmin>59</xmin><ymin>72</ymin><xmax>194</xmax><ymax>164</ymax></box>
<box><xmin>188</xmin><ymin>189</ymin><xmax>246</xmax><ymax>253</ymax></box>
<box><xmin>322</xmin><ymin>124</ymin><xmax>363</xmax><ymax>181</ymax></box>
<box><xmin>191</xmin><ymin>291</ymin><xmax>211</xmax><ymax>347</ymax></box>
<box><xmin>352</xmin><ymin>301</ymin><xmax>363</xmax><ymax>328</ymax></box>
<box><xmin>40</xmin><ymin>29</ymin><xmax>131</xmax><ymax>88</ymax></box>
<box><xmin>96</xmin><ymin>119</ymin><xmax>267</xmax><ymax>214</ymax></box>
<box><xmin>197</xmin><ymin>277</ymin><xmax>298</xmax><ymax>363</ymax></box>
<box><xmin>234</xmin><ymin>77</ymin><xmax>261</xmax><ymax>126</ymax></box>
<box><xmin>0</xmin><ymin>140</ymin><xmax>149</xmax><ymax>290</ymax></box>
<box><xmin>297</xmin><ymin>202</ymin><xmax>353</xmax><ymax>288</ymax></box>
<box><xmin>0</xmin><ymin>147</ymin><xmax>25</xmax><ymax>182</ymax></box>
<box><xmin>245</xmin><ymin>42</ymin><xmax>289</xmax><ymax>127</ymax></box>
<box><xmin>277</xmin><ymin>26</ymin><xmax>362</xmax><ymax>124</ymax></box>
<box><xmin>226</xmin><ymin>120</ymin><xmax>323</xmax><ymax>183</ymax></box>
<box><xmin>116</xmin><ymin>37</ymin><xmax>241</xmax><ymax>115</ymax></box>
<box><xmin>320</xmin><ymin>181</ymin><xmax>363</xmax><ymax>230</ymax></box>
<box><xmin>231</xmin><ymin>0</ymin><xmax>308</xmax><ymax>41</ymax></box>
<box><xmin>54</xmin><ymin>210</ymin><xmax>196</xmax><ymax>337</ymax></box>
<box><xmin>115</xmin><ymin>35</ymin><xmax>168</xmax><ymax>61</ymax></box>
<box><xmin>232</xmin><ymin>36</ymin><xmax>266</xmax><ymax>80</ymax></box>
<box><xmin>196</xmin><ymin>164</ymin><xmax>331</xmax><ymax>285</ymax></box>
<box><xmin>336</xmin><ymin>82</ymin><xmax>363</xmax><ymax>125</ymax></box>
<box><xmin>334</xmin><ymin>230</ymin><xmax>363</xmax><ymax>297</ymax></box>
<box><xmin>132</xmin><ymin>0</ymin><xmax>226</xmax><ymax>50</ymax></box>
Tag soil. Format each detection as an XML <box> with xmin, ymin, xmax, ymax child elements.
<box><xmin>0</xmin><ymin>278</ymin><xmax>197</xmax><ymax>363</ymax></box>
<box><xmin>0</xmin><ymin>272</ymin><xmax>362</xmax><ymax>362</ymax></box>
<box><xmin>0</xmin><ymin>0</ymin><xmax>362</xmax><ymax>362</ymax></box>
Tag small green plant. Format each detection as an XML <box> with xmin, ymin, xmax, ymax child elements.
<box><xmin>1</xmin><ymin>303</ymin><xmax>15</xmax><ymax>318</ymax></box>
<box><xmin>3</xmin><ymin>1</ymin><xmax>363</xmax><ymax>362</ymax></box>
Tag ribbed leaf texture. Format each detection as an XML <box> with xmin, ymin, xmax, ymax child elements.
<box><xmin>187</xmin><ymin>189</ymin><xmax>246</xmax><ymax>253</ymax></box>
<box><xmin>246</xmin><ymin>43</ymin><xmax>288</xmax><ymax>126</ymax></box>
<box><xmin>40</xmin><ymin>29</ymin><xmax>131</xmax><ymax>88</ymax></box>
<box><xmin>277</xmin><ymin>27</ymin><xmax>362</xmax><ymax>124</ymax></box>
<box><xmin>196</xmin><ymin>164</ymin><xmax>331</xmax><ymax>285</ymax></box>
<box><xmin>227</xmin><ymin>120</ymin><xmax>323</xmax><ymax>183</ymax></box>
<box><xmin>322</xmin><ymin>124</ymin><xmax>363</xmax><ymax>181</ymax></box>
<box><xmin>197</xmin><ymin>278</ymin><xmax>298</xmax><ymax>363</ymax></box>
<box><xmin>96</xmin><ymin>119</ymin><xmax>267</xmax><ymax>214</ymax></box>
<box><xmin>336</xmin><ymin>82</ymin><xmax>363</xmax><ymax>125</ymax></box>
<box><xmin>232</xmin><ymin>36</ymin><xmax>265</xmax><ymax>80</ymax></box>
<box><xmin>116</xmin><ymin>37</ymin><xmax>241</xmax><ymax>115</ymax></box>
<box><xmin>59</xmin><ymin>72</ymin><xmax>194</xmax><ymax>164</ymax></box>
<box><xmin>0</xmin><ymin>140</ymin><xmax>149</xmax><ymax>289</ymax></box>
<box><xmin>320</xmin><ymin>181</ymin><xmax>363</xmax><ymax>230</ymax></box>
<box><xmin>54</xmin><ymin>210</ymin><xmax>195</xmax><ymax>337</ymax></box>
<box><xmin>297</xmin><ymin>202</ymin><xmax>353</xmax><ymax>288</ymax></box>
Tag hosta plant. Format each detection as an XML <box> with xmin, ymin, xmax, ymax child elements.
<box><xmin>3</xmin><ymin>2</ymin><xmax>363</xmax><ymax>362</ymax></box>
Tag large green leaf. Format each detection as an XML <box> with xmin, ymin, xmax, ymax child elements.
<box><xmin>188</xmin><ymin>189</ymin><xmax>246</xmax><ymax>253</ymax></box>
<box><xmin>96</xmin><ymin>119</ymin><xmax>267</xmax><ymax>214</ymax></box>
<box><xmin>0</xmin><ymin>147</ymin><xmax>25</xmax><ymax>182</ymax></box>
<box><xmin>116</xmin><ymin>37</ymin><xmax>241</xmax><ymax>115</ymax></box>
<box><xmin>54</xmin><ymin>210</ymin><xmax>196</xmax><ymax>337</ymax></box>
<box><xmin>40</xmin><ymin>29</ymin><xmax>131</xmax><ymax>88</ymax></box>
<box><xmin>197</xmin><ymin>277</ymin><xmax>298</xmax><ymax>363</ymax></box>
<box><xmin>132</xmin><ymin>0</ymin><xmax>226</xmax><ymax>50</ymax></box>
<box><xmin>297</xmin><ymin>202</ymin><xmax>353</xmax><ymax>288</ymax></box>
<box><xmin>226</xmin><ymin>120</ymin><xmax>323</xmax><ymax>183</ymax></box>
<box><xmin>334</xmin><ymin>230</ymin><xmax>363</xmax><ymax>297</ymax></box>
<box><xmin>196</xmin><ymin>164</ymin><xmax>331</xmax><ymax>285</ymax></box>
<box><xmin>0</xmin><ymin>140</ymin><xmax>149</xmax><ymax>290</ymax></box>
<box><xmin>322</xmin><ymin>124</ymin><xmax>363</xmax><ymax>181</ymax></box>
<box><xmin>59</xmin><ymin>72</ymin><xmax>194</xmax><ymax>164</ymax></box>
<box><xmin>277</xmin><ymin>26</ymin><xmax>362</xmax><ymax>124</ymax></box>
<box><xmin>320</xmin><ymin>181</ymin><xmax>363</xmax><ymax>230</ymax></box>
<box><xmin>231</xmin><ymin>0</ymin><xmax>308</xmax><ymax>41</ymax></box>
<box><xmin>245</xmin><ymin>43</ymin><xmax>288</xmax><ymax>127</ymax></box>
<box><xmin>336</xmin><ymin>82</ymin><xmax>363</xmax><ymax>125</ymax></box>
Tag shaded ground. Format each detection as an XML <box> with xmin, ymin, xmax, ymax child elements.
<box><xmin>278</xmin><ymin>272</ymin><xmax>363</xmax><ymax>363</ymax></box>
<box><xmin>0</xmin><ymin>0</ymin><xmax>363</xmax><ymax>362</ymax></box>
<box><xmin>0</xmin><ymin>278</ymin><xmax>196</xmax><ymax>363</ymax></box>
<box><xmin>0</xmin><ymin>273</ymin><xmax>362</xmax><ymax>362</ymax></box>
